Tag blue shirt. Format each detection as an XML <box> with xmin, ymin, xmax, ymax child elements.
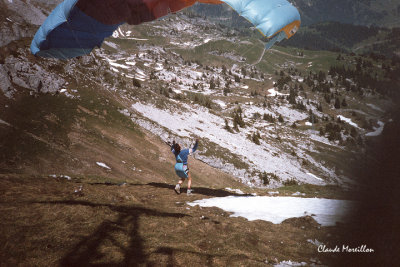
<box><xmin>171</xmin><ymin>141</ymin><xmax>198</xmax><ymax>165</ymax></box>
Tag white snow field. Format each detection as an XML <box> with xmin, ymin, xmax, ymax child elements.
<box><xmin>188</xmin><ymin>196</ymin><xmax>356</xmax><ymax>227</ymax></box>
<box><xmin>131</xmin><ymin>102</ymin><xmax>332</xmax><ymax>185</ymax></box>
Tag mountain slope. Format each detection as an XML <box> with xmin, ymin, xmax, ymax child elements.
<box><xmin>189</xmin><ymin>0</ymin><xmax>400</xmax><ymax>28</ymax></box>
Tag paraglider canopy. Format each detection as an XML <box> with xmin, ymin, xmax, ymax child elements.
<box><xmin>31</xmin><ymin>0</ymin><xmax>300</xmax><ymax>59</ymax></box>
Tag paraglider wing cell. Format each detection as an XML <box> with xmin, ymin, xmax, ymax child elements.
<box><xmin>220</xmin><ymin>0</ymin><xmax>300</xmax><ymax>38</ymax></box>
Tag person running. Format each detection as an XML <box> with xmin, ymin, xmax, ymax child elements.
<box><xmin>167</xmin><ymin>139</ymin><xmax>199</xmax><ymax>195</ymax></box>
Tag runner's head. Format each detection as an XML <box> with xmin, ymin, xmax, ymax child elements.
<box><xmin>173</xmin><ymin>143</ymin><xmax>181</xmax><ymax>154</ymax></box>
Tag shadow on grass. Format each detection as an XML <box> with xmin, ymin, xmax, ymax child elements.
<box><xmin>147</xmin><ymin>182</ymin><xmax>253</xmax><ymax>197</ymax></box>
<box><xmin>152</xmin><ymin>246</ymin><xmax>264</xmax><ymax>266</ymax></box>
<box><xmin>35</xmin><ymin>200</ymin><xmax>188</xmax><ymax>266</ymax></box>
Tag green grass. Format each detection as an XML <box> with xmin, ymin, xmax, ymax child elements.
<box><xmin>275</xmin><ymin>183</ymin><xmax>352</xmax><ymax>200</ymax></box>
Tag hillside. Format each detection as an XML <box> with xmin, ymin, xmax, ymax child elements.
<box><xmin>1</xmin><ymin>0</ymin><xmax>400</xmax><ymax>266</ymax></box>
<box><xmin>188</xmin><ymin>2</ymin><xmax>400</xmax><ymax>57</ymax></box>
<box><xmin>282</xmin><ymin>21</ymin><xmax>400</xmax><ymax>57</ymax></box>
<box><xmin>189</xmin><ymin>0</ymin><xmax>400</xmax><ymax>28</ymax></box>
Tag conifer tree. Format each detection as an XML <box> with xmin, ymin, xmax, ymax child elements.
<box><xmin>334</xmin><ymin>97</ymin><xmax>341</xmax><ymax>109</ymax></box>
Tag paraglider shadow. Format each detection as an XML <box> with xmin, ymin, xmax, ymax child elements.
<box><xmin>147</xmin><ymin>182</ymin><xmax>253</xmax><ymax>197</ymax></box>
<box><xmin>35</xmin><ymin>200</ymin><xmax>188</xmax><ymax>266</ymax></box>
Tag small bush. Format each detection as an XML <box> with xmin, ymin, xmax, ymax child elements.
<box><xmin>259</xmin><ymin>172</ymin><xmax>280</xmax><ymax>185</ymax></box>
<box><xmin>132</xmin><ymin>78</ymin><xmax>141</xmax><ymax>88</ymax></box>
<box><xmin>283</xmin><ymin>178</ymin><xmax>298</xmax><ymax>186</ymax></box>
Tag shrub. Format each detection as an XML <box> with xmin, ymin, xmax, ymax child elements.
<box><xmin>283</xmin><ymin>178</ymin><xmax>298</xmax><ymax>186</ymax></box>
<box><xmin>132</xmin><ymin>78</ymin><xmax>141</xmax><ymax>87</ymax></box>
<box><xmin>259</xmin><ymin>172</ymin><xmax>280</xmax><ymax>185</ymax></box>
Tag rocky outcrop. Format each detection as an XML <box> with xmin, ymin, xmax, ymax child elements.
<box><xmin>0</xmin><ymin>64</ymin><xmax>13</xmax><ymax>97</ymax></box>
<box><xmin>1</xmin><ymin>54</ymin><xmax>65</xmax><ymax>97</ymax></box>
<box><xmin>0</xmin><ymin>0</ymin><xmax>51</xmax><ymax>47</ymax></box>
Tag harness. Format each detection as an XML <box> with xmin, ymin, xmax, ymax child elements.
<box><xmin>174</xmin><ymin>155</ymin><xmax>189</xmax><ymax>178</ymax></box>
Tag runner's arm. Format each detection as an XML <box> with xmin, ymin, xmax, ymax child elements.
<box><xmin>189</xmin><ymin>139</ymin><xmax>199</xmax><ymax>154</ymax></box>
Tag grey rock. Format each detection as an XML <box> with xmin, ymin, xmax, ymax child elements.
<box><xmin>0</xmin><ymin>65</ymin><xmax>12</xmax><ymax>96</ymax></box>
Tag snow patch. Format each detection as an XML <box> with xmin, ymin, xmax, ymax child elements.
<box><xmin>103</xmin><ymin>41</ymin><xmax>118</xmax><ymax>49</ymax></box>
<box><xmin>274</xmin><ymin>260</ymin><xmax>307</xmax><ymax>266</ymax></box>
<box><xmin>215</xmin><ymin>100</ymin><xmax>227</xmax><ymax>108</ymax></box>
<box><xmin>96</xmin><ymin>162</ymin><xmax>111</xmax><ymax>170</ymax></box>
<box><xmin>188</xmin><ymin>196</ymin><xmax>356</xmax><ymax>226</ymax></box>
<box><xmin>0</xmin><ymin>119</ymin><xmax>11</xmax><ymax>126</ymax></box>
<box><xmin>366</xmin><ymin>103</ymin><xmax>383</xmax><ymax>112</ymax></box>
<box><xmin>49</xmin><ymin>174</ymin><xmax>71</xmax><ymax>180</ymax></box>
<box><xmin>366</xmin><ymin>121</ymin><xmax>384</xmax><ymax>137</ymax></box>
<box><xmin>307</xmin><ymin>239</ymin><xmax>323</xmax><ymax>247</ymax></box>
<box><xmin>268</xmin><ymin>88</ymin><xmax>289</xmax><ymax>97</ymax></box>
<box><xmin>337</xmin><ymin>115</ymin><xmax>360</xmax><ymax>129</ymax></box>
<box><xmin>307</xmin><ymin>172</ymin><xmax>323</xmax><ymax>181</ymax></box>
<box><xmin>225</xmin><ymin>188</ymin><xmax>245</xmax><ymax>195</ymax></box>
<box><xmin>109</xmin><ymin>61</ymin><xmax>130</xmax><ymax>69</ymax></box>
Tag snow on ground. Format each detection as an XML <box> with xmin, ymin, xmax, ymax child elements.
<box><xmin>188</xmin><ymin>196</ymin><xmax>356</xmax><ymax>226</ymax></box>
<box><xmin>307</xmin><ymin>239</ymin><xmax>323</xmax><ymax>246</ymax></box>
<box><xmin>134</xmin><ymin>68</ymin><xmax>147</xmax><ymax>81</ymax></box>
<box><xmin>126</xmin><ymin>37</ymin><xmax>148</xmax><ymax>41</ymax></box>
<box><xmin>225</xmin><ymin>188</ymin><xmax>245</xmax><ymax>195</ymax></box>
<box><xmin>274</xmin><ymin>260</ymin><xmax>307</xmax><ymax>267</ymax></box>
<box><xmin>109</xmin><ymin>61</ymin><xmax>130</xmax><ymax>69</ymax></box>
<box><xmin>131</xmin><ymin>102</ymin><xmax>329</xmax><ymax>185</ymax></box>
<box><xmin>273</xmin><ymin>105</ymin><xmax>308</xmax><ymax>123</ymax></box>
<box><xmin>215</xmin><ymin>100</ymin><xmax>227</xmax><ymax>109</ymax></box>
<box><xmin>366</xmin><ymin>121</ymin><xmax>384</xmax><ymax>137</ymax></box>
<box><xmin>305</xmin><ymin>130</ymin><xmax>339</xmax><ymax>148</ymax></box>
<box><xmin>103</xmin><ymin>41</ymin><xmax>118</xmax><ymax>49</ymax></box>
<box><xmin>366</xmin><ymin>103</ymin><xmax>383</xmax><ymax>112</ymax></box>
<box><xmin>242</xmin><ymin>104</ymin><xmax>274</xmax><ymax>118</ymax></box>
<box><xmin>0</xmin><ymin>119</ymin><xmax>11</xmax><ymax>126</ymax></box>
<box><xmin>268</xmin><ymin>88</ymin><xmax>289</xmax><ymax>96</ymax></box>
<box><xmin>49</xmin><ymin>174</ymin><xmax>71</xmax><ymax>180</ymax></box>
<box><xmin>155</xmin><ymin>63</ymin><xmax>163</xmax><ymax>71</ymax></box>
<box><xmin>337</xmin><ymin>115</ymin><xmax>360</xmax><ymax>129</ymax></box>
<box><xmin>118</xmin><ymin>28</ymin><xmax>125</xmax><ymax>37</ymax></box>
<box><xmin>307</xmin><ymin>172</ymin><xmax>323</xmax><ymax>181</ymax></box>
<box><xmin>96</xmin><ymin>162</ymin><xmax>111</xmax><ymax>170</ymax></box>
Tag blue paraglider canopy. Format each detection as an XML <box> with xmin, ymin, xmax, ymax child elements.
<box><xmin>31</xmin><ymin>0</ymin><xmax>300</xmax><ymax>59</ymax></box>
